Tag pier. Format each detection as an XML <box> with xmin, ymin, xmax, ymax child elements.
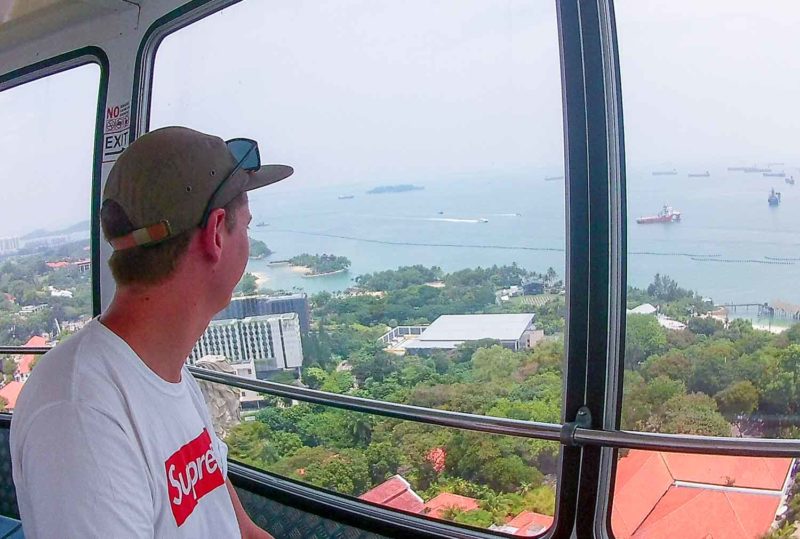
<box><xmin>718</xmin><ymin>301</ymin><xmax>800</xmax><ymax>320</ymax></box>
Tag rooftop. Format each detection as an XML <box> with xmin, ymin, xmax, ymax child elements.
<box><xmin>410</xmin><ymin>314</ymin><xmax>535</xmax><ymax>343</ymax></box>
<box><xmin>358</xmin><ymin>475</ymin><xmax>425</xmax><ymax>514</ymax></box>
<box><xmin>18</xmin><ymin>335</ymin><xmax>47</xmax><ymax>376</ymax></box>
<box><xmin>422</xmin><ymin>492</ymin><xmax>480</xmax><ymax>519</ymax></box>
<box><xmin>0</xmin><ymin>382</ymin><xmax>23</xmax><ymax>411</ymax></box>
<box><xmin>611</xmin><ymin>449</ymin><xmax>794</xmax><ymax>538</ymax></box>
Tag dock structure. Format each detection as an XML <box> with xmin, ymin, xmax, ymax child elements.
<box><xmin>717</xmin><ymin>300</ymin><xmax>800</xmax><ymax>320</ymax></box>
<box><xmin>770</xmin><ymin>300</ymin><xmax>800</xmax><ymax>320</ymax></box>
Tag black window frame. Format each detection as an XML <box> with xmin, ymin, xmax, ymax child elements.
<box><xmin>0</xmin><ymin>47</ymin><xmax>110</xmax><ymax>325</ymax></box>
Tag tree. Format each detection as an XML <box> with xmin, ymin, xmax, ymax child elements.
<box><xmin>687</xmin><ymin>316</ymin><xmax>723</xmax><ymax>337</ymax></box>
<box><xmin>647</xmin><ymin>273</ymin><xmax>692</xmax><ymax>302</ymax></box>
<box><xmin>714</xmin><ymin>380</ymin><xmax>759</xmax><ymax>417</ymax></box>
<box><xmin>642</xmin><ymin>350</ymin><xmax>690</xmax><ymax>384</ymax></box>
<box><xmin>234</xmin><ymin>272</ymin><xmax>258</xmax><ymax>296</ymax></box>
<box><xmin>471</xmin><ymin>346</ymin><xmax>522</xmax><ymax>383</ymax></box>
<box><xmin>687</xmin><ymin>340</ymin><xmax>737</xmax><ymax>395</ymax></box>
<box><xmin>659</xmin><ymin>393</ymin><xmax>731</xmax><ymax>437</ymax></box>
<box><xmin>625</xmin><ymin>314</ymin><xmax>667</xmax><ymax>369</ymax></box>
<box><xmin>248</xmin><ymin>237</ymin><xmax>272</xmax><ymax>258</ymax></box>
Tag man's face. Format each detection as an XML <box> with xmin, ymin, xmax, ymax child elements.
<box><xmin>229</xmin><ymin>196</ymin><xmax>252</xmax><ymax>280</ymax></box>
<box><xmin>218</xmin><ymin>195</ymin><xmax>252</xmax><ymax>303</ymax></box>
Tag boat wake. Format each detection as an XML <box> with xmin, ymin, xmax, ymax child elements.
<box><xmin>424</xmin><ymin>217</ymin><xmax>484</xmax><ymax>223</ymax></box>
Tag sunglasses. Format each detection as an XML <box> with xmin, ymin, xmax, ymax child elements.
<box><xmin>199</xmin><ymin>138</ymin><xmax>261</xmax><ymax>228</ymax></box>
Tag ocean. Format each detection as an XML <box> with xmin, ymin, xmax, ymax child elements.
<box><xmin>245</xmin><ymin>167</ymin><xmax>800</xmax><ymax>308</ymax></box>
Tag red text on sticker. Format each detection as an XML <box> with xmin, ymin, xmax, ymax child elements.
<box><xmin>164</xmin><ymin>428</ymin><xmax>225</xmax><ymax>526</ymax></box>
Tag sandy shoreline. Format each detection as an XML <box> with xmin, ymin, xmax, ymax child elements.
<box><xmin>289</xmin><ymin>265</ymin><xmax>312</xmax><ymax>275</ymax></box>
<box><xmin>752</xmin><ymin>322</ymin><xmax>789</xmax><ymax>334</ymax></box>
<box><xmin>251</xmin><ymin>271</ymin><xmax>270</xmax><ymax>288</ymax></box>
<box><xmin>301</xmin><ymin>268</ymin><xmax>348</xmax><ymax>278</ymax></box>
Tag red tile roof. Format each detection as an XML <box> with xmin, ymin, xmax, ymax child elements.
<box><xmin>18</xmin><ymin>335</ymin><xmax>47</xmax><ymax>376</ymax></box>
<box><xmin>611</xmin><ymin>450</ymin><xmax>793</xmax><ymax>539</ymax></box>
<box><xmin>423</xmin><ymin>493</ymin><xmax>480</xmax><ymax>519</ymax></box>
<box><xmin>506</xmin><ymin>511</ymin><xmax>554</xmax><ymax>536</ymax></box>
<box><xmin>0</xmin><ymin>381</ymin><xmax>24</xmax><ymax>410</ymax></box>
<box><xmin>358</xmin><ymin>475</ymin><xmax>425</xmax><ymax>514</ymax></box>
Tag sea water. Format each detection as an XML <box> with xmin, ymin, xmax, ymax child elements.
<box><xmin>246</xmin><ymin>167</ymin><xmax>800</xmax><ymax>306</ymax></box>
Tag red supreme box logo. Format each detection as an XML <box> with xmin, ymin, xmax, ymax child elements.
<box><xmin>165</xmin><ymin>428</ymin><xmax>225</xmax><ymax>526</ymax></box>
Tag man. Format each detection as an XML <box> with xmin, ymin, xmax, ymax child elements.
<box><xmin>11</xmin><ymin>127</ymin><xmax>293</xmax><ymax>538</ymax></box>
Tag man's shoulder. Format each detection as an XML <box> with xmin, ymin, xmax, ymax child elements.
<box><xmin>14</xmin><ymin>321</ymin><xmax>123</xmax><ymax>420</ymax></box>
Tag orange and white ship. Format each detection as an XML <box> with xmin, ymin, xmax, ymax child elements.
<box><xmin>636</xmin><ymin>205</ymin><xmax>681</xmax><ymax>224</ymax></box>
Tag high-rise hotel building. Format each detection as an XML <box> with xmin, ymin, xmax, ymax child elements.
<box><xmin>188</xmin><ymin>313</ymin><xmax>303</xmax><ymax>377</ymax></box>
<box><xmin>212</xmin><ymin>293</ymin><xmax>310</xmax><ymax>333</ymax></box>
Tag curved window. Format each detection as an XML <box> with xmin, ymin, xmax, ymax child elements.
<box><xmin>615</xmin><ymin>1</ymin><xmax>800</xmax><ymax>537</ymax></box>
<box><xmin>150</xmin><ymin>0</ymin><xmax>565</xmax><ymax>534</ymax></box>
<box><xmin>0</xmin><ymin>63</ymin><xmax>100</xmax><ymax>410</ymax></box>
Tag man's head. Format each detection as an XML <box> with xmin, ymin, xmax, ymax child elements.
<box><xmin>101</xmin><ymin>126</ymin><xmax>293</xmax><ymax>286</ymax></box>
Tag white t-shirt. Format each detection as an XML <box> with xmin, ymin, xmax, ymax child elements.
<box><xmin>10</xmin><ymin>319</ymin><xmax>241</xmax><ymax>539</ymax></box>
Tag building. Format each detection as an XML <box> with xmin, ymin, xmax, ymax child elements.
<box><xmin>231</xmin><ymin>361</ymin><xmax>265</xmax><ymax>408</ymax></box>
<box><xmin>189</xmin><ymin>313</ymin><xmax>303</xmax><ymax>377</ymax></box>
<box><xmin>390</xmin><ymin>314</ymin><xmax>540</xmax><ymax>354</ymax></box>
<box><xmin>522</xmin><ymin>281</ymin><xmax>545</xmax><ymax>295</ymax></box>
<box><xmin>611</xmin><ymin>449</ymin><xmax>795</xmax><ymax>538</ymax></box>
<box><xmin>422</xmin><ymin>493</ymin><xmax>480</xmax><ymax>519</ymax></box>
<box><xmin>0</xmin><ymin>381</ymin><xmax>23</xmax><ymax>412</ymax></box>
<box><xmin>358</xmin><ymin>475</ymin><xmax>425</xmax><ymax>513</ymax></box>
<box><xmin>0</xmin><ymin>237</ymin><xmax>19</xmax><ymax>255</ymax></box>
<box><xmin>213</xmin><ymin>293</ymin><xmax>310</xmax><ymax>333</ymax></box>
<box><xmin>492</xmin><ymin>511</ymin><xmax>555</xmax><ymax>536</ymax></box>
<box><xmin>15</xmin><ymin>335</ymin><xmax>47</xmax><ymax>384</ymax></box>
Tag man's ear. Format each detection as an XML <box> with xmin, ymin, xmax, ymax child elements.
<box><xmin>197</xmin><ymin>208</ymin><xmax>226</xmax><ymax>263</ymax></box>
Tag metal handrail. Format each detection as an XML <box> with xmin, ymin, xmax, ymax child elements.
<box><xmin>574</xmin><ymin>427</ymin><xmax>800</xmax><ymax>458</ymax></box>
<box><xmin>192</xmin><ymin>368</ymin><xmax>800</xmax><ymax>458</ymax></box>
<box><xmin>188</xmin><ymin>366</ymin><xmax>563</xmax><ymax>442</ymax></box>
<box><xmin>0</xmin><ymin>346</ymin><xmax>51</xmax><ymax>355</ymax></box>
<box><xmin>4</xmin><ymin>347</ymin><xmax>799</xmax><ymax>457</ymax></box>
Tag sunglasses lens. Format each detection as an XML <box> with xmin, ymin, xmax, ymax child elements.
<box><xmin>227</xmin><ymin>139</ymin><xmax>260</xmax><ymax>171</ymax></box>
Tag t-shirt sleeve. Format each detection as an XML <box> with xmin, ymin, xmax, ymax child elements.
<box><xmin>15</xmin><ymin>401</ymin><xmax>154</xmax><ymax>538</ymax></box>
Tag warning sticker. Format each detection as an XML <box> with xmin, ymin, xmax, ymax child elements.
<box><xmin>102</xmin><ymin>101</ymin><xmax>131</xmax><ymax>163</ymax></box>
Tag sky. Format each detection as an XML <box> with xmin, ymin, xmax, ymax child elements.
<box><xmin>1</xmin><ymin>0</ymin><xmax>799</xmax><ymax>237</ymax></box>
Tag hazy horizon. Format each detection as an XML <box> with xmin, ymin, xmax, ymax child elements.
<box><xmin>2</xmin><ymin>0</ymin><xmax>799</xmax><ymax>238</ymax></box>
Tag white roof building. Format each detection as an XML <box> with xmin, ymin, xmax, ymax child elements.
<box><xmin>400</xmin><ymin>314</ymin><xmax>537</xmax><ymax>352</ymax></box>
<box><xmin>628</xmin><ymin>303</ymin><xmax>657</xmax><ymax>315</ymax></box>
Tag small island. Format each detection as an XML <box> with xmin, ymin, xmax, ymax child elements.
<box><xmin>289</xmin><ymin>253</ymin><xmax>351</xmax><ymax>277</ymax></box>
<box><xmin>248</xmin><ymin>237</ymin><xmax>272</xmax><ymax>259</ymax></box>
<box><xmin>366</xmin><ymin>184</ymin><xmax>424</xmax><ymax>195</ymax></box>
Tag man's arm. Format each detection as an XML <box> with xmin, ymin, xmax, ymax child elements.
<box><xmin>13</xmin><ymin>403</ymin><xmax>154</xmax><ymax>538</ymax></box>
<box><xmin>226</xmin><ymin>479</ymin><xmax>275</xmax><ymax>539</ymax></box>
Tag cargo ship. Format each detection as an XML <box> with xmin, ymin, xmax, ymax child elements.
<box><xmin>768</xmin><ymin>188</ymin><xmax>781</xmax><ymax>206</ymax></box>
<box><xmin>652</xmin><ymin>169</ymin><xmax>678</xmax><ymax>176</ymax></box>
<box><xmin>764</xmin><ymin>172</ymin><xmax>785</xmax><ymax>178</ymax></box>
<box><xmin>688</xmin><ymin>171</ymin><xmax>710</xmax><ymax>177</ymax></box>
<box><xmin>636</xmin><ymin>205</ymin><xmax>681</xmax><ymax>224</ymax></box>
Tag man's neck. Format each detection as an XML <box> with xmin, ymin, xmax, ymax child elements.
<box><xmin>100</xmin><ymin>282</ymin><xmax>213</xmax><ymax>383</ymax></box>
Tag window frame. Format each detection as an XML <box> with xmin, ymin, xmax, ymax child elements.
<box><xmin>0</xmin><ymin>47</ymin><xmax>110</xmax><ymax>334</ymax></box>
<box><xmin>127</xmin><ymin>0</ymin><xmax>800</xmax><ymax>537</ymax></box>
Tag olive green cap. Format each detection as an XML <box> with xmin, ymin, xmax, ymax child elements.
<box><xmin>102</xmin><ymin>126</ymin><xmax>292</xmax><ymax>250</ymax></box>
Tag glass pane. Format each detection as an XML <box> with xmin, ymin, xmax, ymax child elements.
<box><xmin>152</xmin><ymin>2</ymin><xmax>565</xmax><ymax>531</ymax></box>
<box><xmin>611</xmin><ymin>448</ymin><xmax>796</xmax><ymax>538</ymax></box>
<box><xmin>196</xmin><ymin>378</ymin><xmax>559</xmax><ymax>535</ymax></box>
<box><xmin>618</xmin><ymin>1</ymin><xmax>800</xmax><ymax>443</ymax></box>
<box><xmin>0</xmin><ymin>64</ymin><xmax>99</xmax><ymax>411</ymax></box>
<box><xmin>152</xmin><ymin>4</ymin><xmax>565</xmax><ymax>420</ymax></box>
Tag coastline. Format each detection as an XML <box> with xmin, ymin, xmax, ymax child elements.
<box><xmin>289</xmin><ymin>265</ymin><xmax>312</xmax><ymax>275</ymax></box>
<box><xmin>301</xmin><ymin>268</ymin><xmax>348</xmax><ymax>278</ymax></box>
<box><xmin>251</xmin><ymin>271</ymin><xmax>270</xmax><ymax>288</ymax></box>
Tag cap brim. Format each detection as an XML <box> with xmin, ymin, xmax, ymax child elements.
<box><xmin>246</xmin><ymin>164</ymin><xmax>294</xmax><ymax>190</ymax></box>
